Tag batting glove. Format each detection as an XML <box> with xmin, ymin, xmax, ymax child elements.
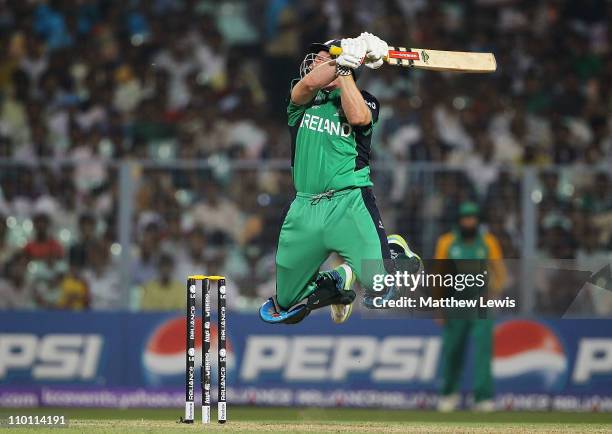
<box><xmin>336</xmin><ymin>37</ymin><xmax>367</xmax><ymax>70</ymax></box>
<box><xmin>360</xmin><ymin>32</ymin><xmax>389</xmax><ymax>70</ymax></box>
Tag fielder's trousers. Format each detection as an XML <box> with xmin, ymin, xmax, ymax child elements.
<box><xmin>440</xmin><ymin>318</ymin><xmax>494</xmax><ymax>402</ymax></box>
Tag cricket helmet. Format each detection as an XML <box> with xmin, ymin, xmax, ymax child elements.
<box><xmin>301</xmin><ymin>39</ymin><xmax>363</xmax><ymax>81</ymax></box>
<box><xmin>306</xmin><ymin>39</ymin><xmax>341</xmax><ymax>56</ymax></box>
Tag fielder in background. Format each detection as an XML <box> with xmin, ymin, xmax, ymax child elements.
<box><xmin>435</xmin><ymin>201</ymin><xmax>507</xmax><ymax>412</ymax></box>
<box><xmin>260</xmin><ymin>32</ymin><xmax>420</xmax><ymax>325</ymax></box>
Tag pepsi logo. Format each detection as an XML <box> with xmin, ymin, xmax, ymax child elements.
<box><xmin>493</xmin><ymin>320</ymin><xmax>567</xmax><ymax>391</ymax></box>
<box><xmin>142</xmin><ymin>316</ymin><xmax>234</xmax><ymax>386</ymax></box>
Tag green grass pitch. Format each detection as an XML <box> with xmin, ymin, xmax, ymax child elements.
<box><xmin>1</xmin><ymin>407</ymin><xmax>611</xmax><ymax>433</ymax></box>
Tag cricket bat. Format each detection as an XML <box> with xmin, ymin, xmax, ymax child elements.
<box><xmin>328</xmin><ymin>45</ymin><xmax>496</xmax><ymax>73</ymax></box>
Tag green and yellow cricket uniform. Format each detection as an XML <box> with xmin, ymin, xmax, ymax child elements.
<box><xmin>275</xmin><ymin>86</ymin><xmax>390</xmax><ymax>309</ymax></box>
<box><xmin>435</xmin><ymin>230</ymin><xmax>506</xmax><ymax>402</ymax></box>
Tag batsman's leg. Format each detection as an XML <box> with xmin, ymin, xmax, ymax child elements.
<box><xmin>261</xmin><ymin>196</ymin><xmax>356</xmax><ymax>324</ymax></box>
<box><xmin>274</xmin><ymin>198</ymin><xmax>329</xmax><ymax>310</ymax></box>
<box><xmin>325</xmin><ymin>188</ymin><xmax>395</xmax><ymax>306</ymax></box>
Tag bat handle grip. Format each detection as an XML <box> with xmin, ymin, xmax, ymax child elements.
<box><xmin>329</xmin><ymin>45</ymin><xmax>388</xmax><ymax>61</ymax></box>
<box><xmin>329</xmin><ymin>45</ymin><xmax>342</xmax><ymax>56</ymax></box>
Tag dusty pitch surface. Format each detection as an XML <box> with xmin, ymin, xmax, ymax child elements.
<box><xmin>1</xmin><ymin>407</ymin><xmax>611</xmax><ymax>433</ymax></box>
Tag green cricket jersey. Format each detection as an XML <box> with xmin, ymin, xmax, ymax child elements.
<box><xmin>287</xmin><ymin>86</ymin><xmax>380</xmax><ymax>194</ymax></box>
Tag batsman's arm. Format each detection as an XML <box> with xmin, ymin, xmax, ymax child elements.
<box><xmin>337</xmin><ymin>75</ymin><xmax>371</xmax><ymax>126</ymax></box>
<box><xmin>290</xmin><ymin>60</ymin><xmax>337</xmax><ymax>105</ymax></box>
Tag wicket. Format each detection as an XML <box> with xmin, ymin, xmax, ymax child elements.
<box><xmin>182</xmin><ymin>275</ymin><xmax>227</xmax><ymax>424</ymax></box>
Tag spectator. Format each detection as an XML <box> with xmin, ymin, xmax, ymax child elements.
<box><xmin>191</xmin><ymin>182</ymin><xmax>243</xmax><ymax>245</ymax></box>
<box><xmin>584</xmin><ymin>172</ymin><xmax>612</xmax><ymax>213</ymax></box>
<box><xmin>0</xmin><ymin>213</ymin><xmax>16</xmax><ymax>266</ymax></box>
<box><xmin>140</xmin><ymin>253</ymin><xmax>184</xmax><ymax>311</ymax></box>
<box><xmin>131</xmin><ymin>221</ymin><xmax>162</xmax><ymax>287</ymax></box>
<box><xmin>23</xmin><ymin>212</ymin><xmax>63</xmax><ymax>261</ymax></box>
<box><xmin>69</xmin><ymin>213</ymin><xmax>99</xmax><ymax>267</ymax></box>
<box><xmin>56</xmin><ymin>250</ymin><xmax>90</xmax><ymax>310</ymax></box>
<box><xmin>152</xmin><ymin>38</ymin><xmax>197</xmax><ymax>109</ymax></box>
<box><xmin>0</xmin><ymin>253</ymin><xmax>34</xmax><ymax>309</ymax></box>
<box><xmin>160</xmin><ymin>212</ymin><xmax>185</xmax><ymax>253</ymax></box>
<box><xmin>83</xmin><ymin>241</ymin><xmax>122</xmax><ymax>309</ymax></box>
<box><xmin>174</xmin><ymin>226</ymin><xmax>209</xmax><ymax>283</ymax></box>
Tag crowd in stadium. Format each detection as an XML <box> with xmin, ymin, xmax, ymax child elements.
<box><xmin>0</xmin><ymin>0</ymin><xmax>610</xmax><ymax>311</ymax></box>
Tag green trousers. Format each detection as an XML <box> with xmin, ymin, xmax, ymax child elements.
<box><xmin>275</xmin><ymin>187</ymin><xmax>390</xmax><ymax>309</ymax></box>
<box><xmin>440</xmin><ymin>318</ymin><xmax>494</xmax><ymax>402</ymax></box>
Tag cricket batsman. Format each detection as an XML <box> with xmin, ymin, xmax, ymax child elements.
<box><xmin>260</xmin><ymin>33</ymin><xmax>421</xmax><ymax>325</ymax></box>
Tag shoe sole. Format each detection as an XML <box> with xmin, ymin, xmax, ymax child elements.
<box><xmin>331</xmin><ymin>265</ymin><xmax>355</xmax><ymax>324</ymax></box>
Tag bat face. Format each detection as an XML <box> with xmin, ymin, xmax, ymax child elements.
<box><xmin>386</xmin><ymin>46</ymin><xmax>497</xmax><ymax>73</ymax></box>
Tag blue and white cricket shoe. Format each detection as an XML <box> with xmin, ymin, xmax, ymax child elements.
<box><xmin>259</xmin><ymin>296</ymin><xmax>308</xmax><ymax>324</ymax></box>
<box><xmin>259</xmin><ymin>267</ymin><xmax>356</xmax><ymax>324</ymax></box>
